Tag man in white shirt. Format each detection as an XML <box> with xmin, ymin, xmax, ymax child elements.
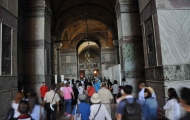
<box><xmin>98</xmin><ymin>82</ymin><xmax>113</xmax><ymax>116</ymax></box>
<box><xmin>44</xmin><ymin>85</ymin><xmax>60</xmax><ymax>120</ymax></box>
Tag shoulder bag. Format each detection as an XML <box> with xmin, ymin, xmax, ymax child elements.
<box><xmin>45</xmin><ymin>92</ymin><xmax>56</xmax><ymax>110</ymax></box>
<box><xmin>74</xmin><ymin>104</ymin><xmax>81</xmax><ymax>120</ymax></box>
<box><xmin>93</xmin><ymin>104</ymin><xmax>102</xmax><ymax>120</ymax></box>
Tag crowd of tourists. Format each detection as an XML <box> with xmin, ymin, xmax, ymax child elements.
<box><xmin>7</xmin><ymin>76</ymin><xmax>190</xmax><ymax>120</ymax></box>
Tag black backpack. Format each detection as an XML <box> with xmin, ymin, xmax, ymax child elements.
<box><xmin>122</xmin><ymin>98</ymin><xmax>142</xmax><ymax>120</ymax></box>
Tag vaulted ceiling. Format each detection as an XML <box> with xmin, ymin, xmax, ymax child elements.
<box><xmin>50</xmin><ymin>0</ymin><xmax>117</xmax><ymax>51</ymax></box>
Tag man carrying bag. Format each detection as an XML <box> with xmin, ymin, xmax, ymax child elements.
<box><xmin>44</xmin><ymin>85</ymin><xmax>60</xmax><ymax>120</ymax></box>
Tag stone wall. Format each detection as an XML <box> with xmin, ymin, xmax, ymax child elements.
<box><xmin>101</xmin><ymin>48</ymin><xmax>116</xmax><ymax>71</ymax></box>
<box><xmin>139</xmin><ymin>0</ymin><xmax>190</xmax><ymax>109</ymax></box>
<box><xmin>60</xmin><ymin>50</ymin><xmax>78</xmax><ymax>79</ymax></box>
<box><xmin>0</xmin><ymin>0</ymin><xmax>18</xmax><ymax>119</ymax></box>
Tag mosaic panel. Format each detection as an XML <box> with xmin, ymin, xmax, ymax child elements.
<box><xmin>145</xmin><ymin>67</ymin><xmax>164</xmax><ymax>81</ymax></box>
<box><xmin>163</xmin><ymin>64</ymin><xmax>190</xmax><ymax>81</ymax></box>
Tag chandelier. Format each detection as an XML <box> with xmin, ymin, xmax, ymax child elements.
<box><xmin>84</xmin><ymin>12</ymin><xmax>93</xmax><ymax>74</ymax></box>
<box><xmin>85</xmin><ymin>42</ymin><xmax>93</xmax><ymax>74</ymax></box>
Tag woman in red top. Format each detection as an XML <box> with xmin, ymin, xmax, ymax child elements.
<box><xmin>86</xmin><ymin>82</ymin><xmax>95</xmax><ymax>103</ymax></box>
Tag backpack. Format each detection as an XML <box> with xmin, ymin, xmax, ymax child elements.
<box><xmin>122</xmin><ymin>98</ymin><xmax>142</xmax><ymax>120</ymax></box>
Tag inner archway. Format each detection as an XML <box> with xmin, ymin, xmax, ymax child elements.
<box><xmin>78</xmin><ymin>41</ymin><xmax>100</xmax><ymax>78</ymax></box>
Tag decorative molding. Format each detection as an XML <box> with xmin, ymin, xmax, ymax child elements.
<box><xmin>0</xmin><ymin>6</ymin><xmax>18</xmax><ymax>30</ymax></box>
<box><xmin>25</xmin><ymin>0</ymin><xmax>52</xmax><ymax>18</ymax></box>
<box><xmin>119</xmin><ymin>36</ymin><xmax>142</xmax><ymax>46</ymax></box>
<box><xmin>24</xmin><ymin>40</ymin><xmax>48</xmax><ymax>49</ymax></box>
<box><xmin>116</xmin><ymin>2</ymin><xmax>139</xmax><ymax>18</ymax></box>
<box><xmin>140</xmin><ymin>0</ymin><xmax>156</xmax><ymax>24</ymax></box>
<box><xmin>123</xmin><ymin>70</ymin><xmax>145</xmax><ymax>78</ymax></box>
<box><xmin>163</xmin><ymin>64</ymin><xmax>190</xmax><ymax>81</ymax></box>
<box><xmin>27</xmin><ymin>1</ymin><xmax>46</xmax><ymax>8</ymax></box>
<box><xmin>113</xmin><ymin>39</ymin><xmax>119</xmax><ymax>46</ymax></box>
<box><xmin>24</xmin><ymin>75</ymin><xmax>52</xmax><ymax>84</ymax></box>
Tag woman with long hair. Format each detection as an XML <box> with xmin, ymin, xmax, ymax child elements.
<box><xmin>163</xmin><ymin>88</ymin><xmax>180</xmax><ymax>120</ymax></box>
<box><xmin>12</xmin><ymin>91</ymin><xmax>23</xmax><ymax>120</ymax></box>
<box><xmin>28</xmin><ymin>93</ymin><xmax>44</xmax><ymax>120</ymax></box>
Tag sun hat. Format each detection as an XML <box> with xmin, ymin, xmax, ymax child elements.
<box><xmin>78</xmin><ymin>94</ymin><xmax>87</xmax><ymax>101</ymax></box>
<box><xmin>90</xmin><ymin>93</ymin><xmax>101</xmax><ymax>103</ymax></box>
<box><xmin>146</xmin><ymin>87</ymin><xmax>154</xmax><ymax>95</ymax></box>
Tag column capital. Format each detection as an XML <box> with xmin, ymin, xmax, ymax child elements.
<box><xmin>115</xmin><ymin>0</ymin><xmax>139</xmax><ymax>15</ymax></box>
<box><xmin>25</xmin><ymin>0</ymin><xmax>52</xmax><ymax>18</ymax></box>
<box><xmin>113</xmin><ymin>39</ymin><xmax>119</xmax><ymax>47</ymax></box>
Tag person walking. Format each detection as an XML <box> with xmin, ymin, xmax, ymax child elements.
<box><xmin>71</xmin><ymin>94</ymin><xmax>90</xmax><ymax>120</ymax></box>
<box><xmin>142</xmin><ymin>87</ymin><xmax>158</xmax><ymax>120</ymax></box>
<box><xmin>40</xmin><ymin>82</ymin><xmax>49</xmax><ymax>101</ymax></box>
<box><xmin>86</xmin><ymin>82</ymin><xmax>95</xmax><ymax>103</ymax></box>
<box><xmin>163</xmin><ymin>88</ymin><xmax>180</xmax><ymax>120</ymax></box>
<box><xmin>89</xmin><ymin>93</ymin><xmax>112</xmax><ymax>120</ymax></box>
<box><xmin>12</xmin><ymin>91</ymin><xmax>23</xmax><ymax>120</ymax></box>
<box><xmin>116</xmin><ymin>85</ymin><xmax>141</xmax><ymax>120</ymax></box>
<box><xmin>179</xmin><ymin>87</ymin><xmax>190</xmax><ymax>120</ymax></box>
<box><xmin>111</xmin><ymin>80</ymin><xmax>119</xmax><ymax>104</ymax></box>
<box><xmin>17</xmin><ymin>100</ymin><xmax>33</xmax><ymax>120</ymax></box>
<box><xmin>78</xmin><ymin>83</ymin><xmax>84</xmax><ymax>94</ymax></box>
<box><xmin>62</xmin><ymin>82</ymin><xmax>75</xmax><ymax>118</ymax></box>
<box><xmin>28</xmin><ymin>93</ymin><xmax>44</xmax><ymax>120</ymax></box>
<box><xmin>98</xmin><ymin>82</ymin><xmax>113</xmax><ymax>116</ymax></box>
<box><xmin>72</xmin><ymin>83</ymin><xmax>79</xmax><ymax>106</ymax></box>
<box><xmin>43</xmin><ymin>85</ymin><xmax>60</xmax><ymax>120</ymax></box>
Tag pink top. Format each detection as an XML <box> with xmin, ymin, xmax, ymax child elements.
<box><xmin>63</xmin><ymin>87</ymin><xmax>72</xmax><ymax>99</ymax></box>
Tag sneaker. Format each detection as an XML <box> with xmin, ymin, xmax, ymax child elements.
<box><xmin>67</xmin><ymin>114</ymin><xmax>71</xmax><ymax>117</ymax></box>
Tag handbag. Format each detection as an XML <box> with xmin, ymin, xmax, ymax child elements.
<box><xmin>74</xmin><ymin>104</ymin><xmax>81</xmax><ymax>120</ymax></box>
<box><xmin>93</xmin><ymin>104</ymin><xmax>102</xmax><ymax>120</ymax></box>
<box><xmin>45</xmin><ymin>93</ymin><xmax>56</xmax><ymax>110</ymax></box>
<box><xmin>6</xmin><ymin>107</ymin><xmax>14</xmax><ymax>120</ymax></box>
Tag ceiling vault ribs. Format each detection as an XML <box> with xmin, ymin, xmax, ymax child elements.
<box><xmin>51</xmin><ymin>0</ymin><xmax>117</xmax><ymax>51</ymax></box>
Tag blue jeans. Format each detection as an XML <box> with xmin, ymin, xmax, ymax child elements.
<box><xmin>65</xmin><ymin>99</ymin><xmax>72</xmax><ymax>114</ymax></box>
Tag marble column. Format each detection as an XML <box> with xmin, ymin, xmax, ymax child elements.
<box><xmin>23</xmin><ymin>0</ymin><xmax>52</xmax><ymax>94</ymax></box>
<box><xmin>51</xmin><ymin>36</ymin><xmax>56</xmax><ymax>84</ymax></box>
<box><xmin>116</xmin><ymin>0</ymin><xmax>145</xmax><ymax>96</ymax></box>
<box><xmin>54</xmin><ymin>42</ymin><xmax>62</xmax><ymax>84</ymax></box>
<box><xmin>113</xmin><ymin>39</ymin><xmax>120</xmax><ymax>64</ymax></box>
